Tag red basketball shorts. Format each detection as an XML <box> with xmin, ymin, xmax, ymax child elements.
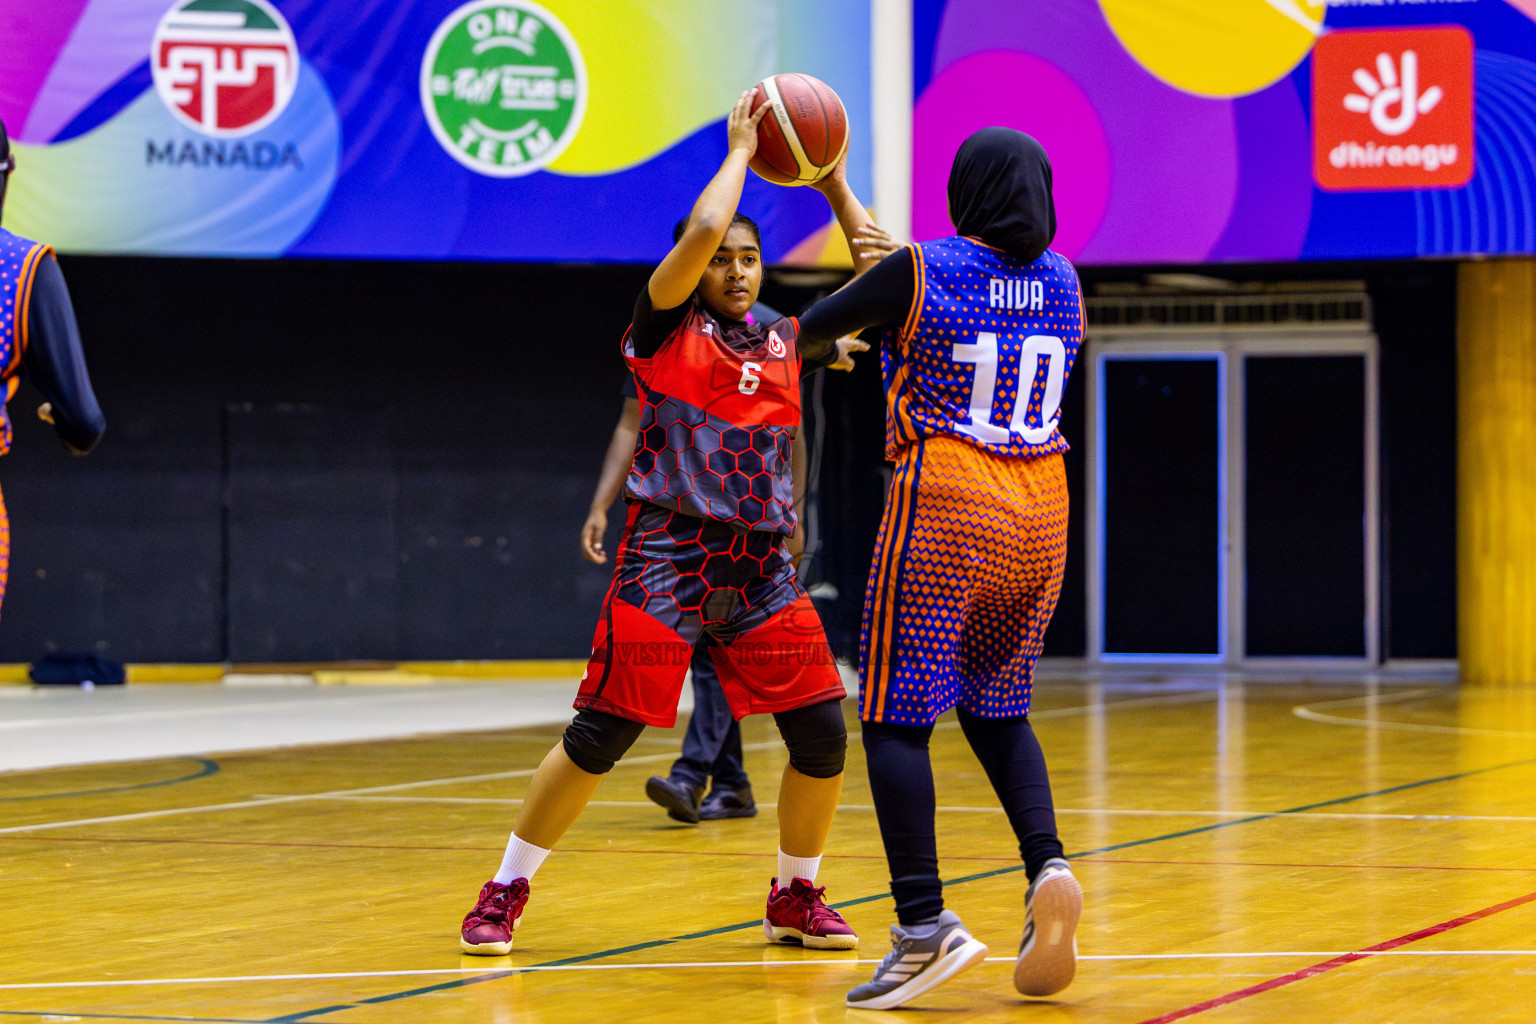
<box><xmin>576</xmin><ymin>501</ymin><xmax>844</xmax><ymax>727</ymax></box>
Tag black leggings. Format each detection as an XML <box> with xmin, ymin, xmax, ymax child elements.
<box><xmin>862</xmin><ymin>709</ymin><xmax>1064</xmax><ymax>925</ymax></box>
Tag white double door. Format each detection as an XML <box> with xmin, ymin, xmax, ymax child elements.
<box><xmin>1085</xmin><ymin>332</ymin><xmax>1379</xmax><ymax>667</ymax></box>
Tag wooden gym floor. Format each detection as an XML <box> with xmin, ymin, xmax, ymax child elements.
<box><xmin>2</xmin><ymin>673</ymin><xmax>1534</xmax><ymax>1023</ymax></box>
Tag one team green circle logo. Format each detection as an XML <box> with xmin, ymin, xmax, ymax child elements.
<box><xmin>419</xmin><ymin>0</ymin><xmax>586</xmax><ymax>178</ymax></box>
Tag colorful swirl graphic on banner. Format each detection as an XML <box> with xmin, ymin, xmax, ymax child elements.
<box><xmin>1</xmin><ymin>0</ymin><xmax>871</xmax><ymax>262</ymax></box>
<box><xmin>915</xmin><ymin>0</ymin><xmax>1536</xmax><ymax>263</ymax></box>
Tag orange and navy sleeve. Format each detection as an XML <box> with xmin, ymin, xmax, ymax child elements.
<box><xmin>795</xmin><ymin>246</ymin><xmax>917</xmax><ymax>349</ymax></box>
<box><xmin>22</xmin><ymin>252</ymin><xmax>105</xmax><ymax>454</ymax></box>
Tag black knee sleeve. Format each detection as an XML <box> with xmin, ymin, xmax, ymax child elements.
<box><xmin>561</xmin><ymin>709</ymin><xmax>646</xmax><ymax>775</ymax></box>
<box><xmin>773</xmin><ymin>698</ymin><xmax>847</xmax><ymax>779</ymax></box>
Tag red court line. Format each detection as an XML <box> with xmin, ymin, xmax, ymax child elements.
<box><xmin>1134</xmin><ymin>889</ymin><xmax>1536</xmax><ymax>1024</ymax></box>
<box><xmin>1081</xmin><ymin>856</ymin><xmax>1536</xmax><ymax>874</ymax></box>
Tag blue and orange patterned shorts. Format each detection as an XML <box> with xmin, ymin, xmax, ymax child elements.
<box><xmin>860</xmin><ymin>438</ymin><xmax>1068</xmax><ymax>726</ymax></box>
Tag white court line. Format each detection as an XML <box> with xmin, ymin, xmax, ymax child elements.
<box><xmin>4</xmin><ymin>950</ymin><xmax>1535</xmax><ymax>991</ymax></box>
<box><xmin>0</xmin><ymin>689</ymin><xmax>486</xmax><ymax>732</ymax></box>
<box><xmin>0</xmin><ymin>690</ymin><xmax>1216</xmax><ymax>836</ymax></box>
<box><xmin>1293</xmin><ymin>689</ymin><xmax>1536</xmax><ymax>738</ymax></box>
<box><xmin>281</xmin><ymin>794</ymin><xmax>1536</xmax><ymax>824</ymax></box>
<box><xmin>0</xmin><ymin>740</ymin><xmax>790</xmax><ymax>836</ymax></box>
<box><xmin>1030</xmin><ymin>688</ymin><xmax>1220</xmax><ymax>720</ymax></box>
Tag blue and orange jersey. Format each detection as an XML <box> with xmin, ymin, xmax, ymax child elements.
<box><xmin>0</xmin><ymin>228</ymin><xmax>54</xmax><ymax>455</ymax></box>
<box><xmin>883</xmin><ymin>236</ymin><xmax>1083</xmax><ymax>462</ymax></box>
<box><xmin>622</xmin><ymin>301</ymin><xmax>801</xmax><ymax>534</ymax></box>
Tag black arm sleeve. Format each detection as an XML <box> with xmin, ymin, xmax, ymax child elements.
<box><xmin>23</xmin><ymin>255</ymin><xmax>105</xmax><ymax>455</ymax></box>
<box><xmin>629</xmin><ymin>286</ymin><xmax>690</xmax><ymax>360</ymax></box>
<box><xmin>797</xmin><ymin>247</ymin><xmax>917</xmax><ymax>349</ymax></box>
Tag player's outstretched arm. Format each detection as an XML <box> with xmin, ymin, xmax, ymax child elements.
<box><xmin>797</xmin><ymin>246</ymin><xmax>917</xmax><ymax>361</ymax></box>
<box><xmin>648</xmin><ymin>92</ymin><xmax>770</xmax><ymax>312</ymax></box>
<box><xmin>810</xmin><ymin>154</ymin><xmax>878</xmax><ymax>280</ymax></box>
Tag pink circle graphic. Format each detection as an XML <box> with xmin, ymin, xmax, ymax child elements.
<box><xmin>913</xmin><ymin>51</ymin><xmax>1111</xmax><ymax>261</ymax></box>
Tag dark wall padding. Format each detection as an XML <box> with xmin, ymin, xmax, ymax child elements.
<box><xmin>0</xmin><ymin>256</ymin><xmax>1453</xmax><ymax>664</ymax></box>
<box><xmin>1</xmin><ymin>256</ymin><xmax>647</xmax><ymax>662</ymax></box>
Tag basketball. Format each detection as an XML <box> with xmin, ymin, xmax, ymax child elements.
<box><xmin>748</xmin><ymin>73</ymin><xmax>849</xmax><ymax>186</ymax></box>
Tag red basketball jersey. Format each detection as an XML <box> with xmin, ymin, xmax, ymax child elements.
<box><xmin>623</xmin><ymin>302</ymin><xmax>801</xmax><ymax>534</ymax></box>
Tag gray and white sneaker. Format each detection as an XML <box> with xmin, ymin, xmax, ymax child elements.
<box><xmin>845</xmin><ymin>909</ymin><xmax>989</xmax><ymax>1010</ymax></box>
<box><xmin>1014</xmin><ymin>858</ymin><xmax>1082</xmax><ymax>997</ymax></box>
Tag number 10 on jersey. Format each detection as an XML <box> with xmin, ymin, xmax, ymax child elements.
<box><xmin>951</xmin><ymin>333</ymin><xmax>1067</xmax><ymax>446</ymax></box>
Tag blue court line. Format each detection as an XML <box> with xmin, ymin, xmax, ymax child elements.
<box><xmin>261</xmin><ymin>752</ymin><xmax>1536</xmax><ymax>1022</ymax></box>
<box><xmin>0</xmin><ymin>759</ymin><xmax>220</xmax><ymax>803</ymax></box>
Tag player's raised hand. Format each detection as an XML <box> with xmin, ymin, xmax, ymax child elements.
<box><xmin>831</xmin><ymin>336</ymin><xmax>870</xmax><ymax>371</ymax></box>
<box><xmin>580</xmin><ymin>509</ymin><xmax>609</xmax><ymax>564</ymax></box>
<box><xmin>810</xmin><ymin>151</ymin><xmax>849</xmax><ymax>195</ymax></box>
<box><xmin>852</xmin><ymin>223</ymin><xmax>899</xmax><ymax>270</ymax></box>
<box><xmin>727</xmin><ymin>90</ymin><xmax>771</xmax><ymax>158</ymax></box>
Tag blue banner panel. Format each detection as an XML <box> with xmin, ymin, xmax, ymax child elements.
<box><xmin>4</xmin><ymin>0</ymin><xmax>872</xmax><ymax>263</ymax></box>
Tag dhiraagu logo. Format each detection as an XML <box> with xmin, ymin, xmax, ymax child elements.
<box><xmin>420</xmin><ymin>0</ymin><xmax>586</xmax><ymax>177</ymax></box>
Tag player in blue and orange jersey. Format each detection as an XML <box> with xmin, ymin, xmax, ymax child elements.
<box><xmin>0</xmin><ymin>120</ymin><xmax>105</xmax><ymax>618</ymax></box>
<box><xmin>459</xmin><ymin>91</ymin><xmax>880</xmax><ymax>957</ymax></box>
<box><xmin>798</xmin><ymin>128</ymin><xmax>1083</xmax><ymax>1009</ymax></box>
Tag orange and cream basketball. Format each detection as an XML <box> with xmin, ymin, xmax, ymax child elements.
<box><xmin>747</xmin><ymin>73</ymin><xmax>849</xmax><ymax>186</ymax></box>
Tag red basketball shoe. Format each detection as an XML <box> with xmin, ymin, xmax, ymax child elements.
<box><xmin>459</xmin><ymin>878</ymin><xmax>530</xmax><ymax>955</ymax></box>
<box><xmin>763</xmin><ymin>877</ymin><xmax>858</xmax><ymax>949</ymax></box>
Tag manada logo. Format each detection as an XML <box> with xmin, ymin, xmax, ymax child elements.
<box><xmin>151</xmin><ymin>0</ymin><xmax>300</xmax><ymax>138</ymax></box>
<box><xmin>420</xmin><ymin>0</ymin><xmax>587</xmax><ymax>177</ymax></box>
<box><xmin>1313</xmin><ymin>27</ymin><xmax>1473</xmax><ymax>191</ymax></box>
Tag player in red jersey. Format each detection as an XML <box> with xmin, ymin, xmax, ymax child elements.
<box><xmin>460</xmin><ymin>91</ymin><xmax>879</xmax><ymax>956</ymax></box>
<box><xmin>798</xmin><ymin>128</ymin><xmax>1084</xmax><ymax>1008</ymax></box>
<box><xmin>583</xmin><ymin>321</ymin><xmax>784</xmax><ymax>824</ymax></box>
<box><xmin>583</xmin><ymin>216</ymin><xmax>890</xmax><ymax>826</ymax></box>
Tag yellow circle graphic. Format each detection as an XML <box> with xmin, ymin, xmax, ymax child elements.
<box><xmin>1099</xmin><ymin>0</ymin><xmax>1323</xmax><ymax>99</ymax></box>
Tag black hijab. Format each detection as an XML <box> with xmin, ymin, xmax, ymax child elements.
<box><xmin>947</xmin><ymin>127</ymin><xmax>1056</xmax><ymax>264</ymax></box>
<box><xmin>0</xmin><ymin>118</ymin><xmax>10</xmax><ymax>222</ymax></box>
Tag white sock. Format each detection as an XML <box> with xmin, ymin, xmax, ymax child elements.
<box><xmin>778</xmin><ymin>849</ymin><xmax>822</xmax><ymax>886</ymax></box>
<box><xmin>493</xmin><ymin>834</ymin><xmax>551</xmax><ymax>885</ymax></box>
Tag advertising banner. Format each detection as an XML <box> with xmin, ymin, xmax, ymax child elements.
<box><xmin>916</xmin><ymin>0</ymin><xmax>1536</xmax><ymax>262</ymax></box>
<box><xmin>1</xmin><ymin>0</ymin><xmax>871</xmax><ymax>262</ymax></box>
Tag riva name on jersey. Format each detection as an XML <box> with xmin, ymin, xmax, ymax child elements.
<box><xmin>989</xmin><ymin>277</ymin><xmax>1044</xmax><ymax>312</ymax></box>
